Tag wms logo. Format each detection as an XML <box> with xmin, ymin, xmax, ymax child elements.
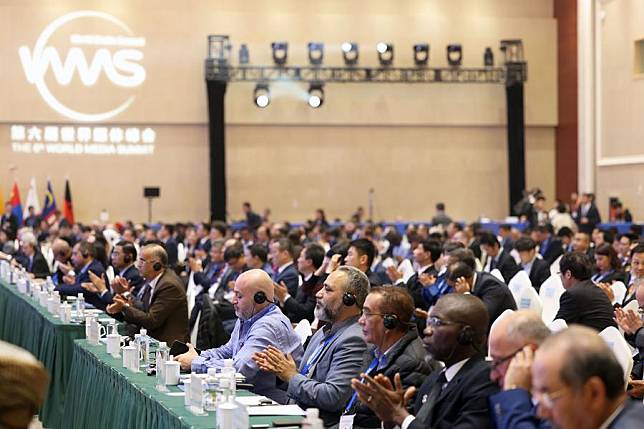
<box><xmin>18</xmin><ymin>10</ymin><xmax>146</xmax><ymax>122</ymax></box>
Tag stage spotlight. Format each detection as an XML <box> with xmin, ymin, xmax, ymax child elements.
<box><xmin>271</xmin><ymin>41</ymin><xmax>288</xmax><ymax>65</ymax></box>
<box><xmin>308</xmin><ymin>42</ymin><xmax>324</xmax><ymax>65</ymax></box>
<box><xmin>239</xmin><ymin>43</ymin><xmax>249</xmax><ymax>65</ymax></box>
<box><xmin>376</xmin><ymin>42</ymin><xmax>394</xmax><ymax>66</ymax></box>
<box><xmin>483</xmin><ymin>47</ymin><xmax>494</xmax><ymax>67</ymax></box>
<box><xmin>341</xmin><ymin>42</ymin><xmax>359</xmax><ymax>66</ymax></box>
<box><xmin>413</xmin><ymin>43</ymin><xmax>429</xmax><ymax>66</ymax></box>
<box><xmin>446</xmin><ymin>44</ymin><xmax>462</xmax><ymax>67</ymax></box>
<box><xmin>253</xmin><ymin>84</ymin><xmax>270</xmax><ymax>108</ymax></box>
<box><xmin>307</xmin><ymin>83</ymin><xmax>324</xmax><ymax>108</ymax></box>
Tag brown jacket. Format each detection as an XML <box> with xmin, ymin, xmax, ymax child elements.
<box><xmin>123</xmin><ymin>269</ymin><xmax>189</xmax><ymax>344</ymax></box>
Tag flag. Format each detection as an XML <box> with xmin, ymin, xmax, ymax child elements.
<box><xmin>23</xmin><ymin>177</ymin><xmax>41</xmax><ymax>218</ymax></box>
<box><xmin>9</xmin><ymin>181</ymin><xmax>23</xmax><ymax>225</ymax></box>
<box><xmin>63</xmin><ymin>179</ymin><xmax>74</xmax><ymax>224</ymax></box>
<box><xmin>0</xmin><ymin>185</ymin><xmax>4</xmax><ymax>209</ymax></box>
<box><xmin>42</xmin><ymin>180</ymin><xmax>57</xmax><ymax>224</ymax></box>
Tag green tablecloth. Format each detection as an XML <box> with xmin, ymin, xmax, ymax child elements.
<box><xmin>0</xmin><ymin>279</ymin><xmax>85</xmax><ymax>428</ymax></box>
<box><xmin>63</xmin><ymin>339</ymin><xmax>303</xmax><ymax>429</ymax></box>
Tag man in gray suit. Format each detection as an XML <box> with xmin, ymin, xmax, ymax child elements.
<box><xmin>254</xmin><ymin>266</ymin><xmax>369</xmax><ymax>426</ymax></box>
<box><xmin>532</xmin><ymin>326</ymin><xmax>644</xmax><ymax>429</ymax></box>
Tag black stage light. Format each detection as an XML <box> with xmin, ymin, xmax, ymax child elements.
<box><xmin>253</xmin><ymin>83</ymin><xmax>270</xmax><ymax>108</ymax></box>
<box><xmin>447</xmin><ymin>44</ymin><xmax>462</xmax><ymax>67</ymax></box>
<box><xmin>271</xmin><ymin>41</ymin><xmax>288</xmax><ymax>65</ymax></box>
<box><xmin>307</xmin><ymin>83</ymin><xmax>324</xmax><ymax>108</ymax></box>
<box><xmin>308</xmin><ymin>42</ymin><xmax>324</xmax><ymax>65</ymax></box>
<box><xmin>376</xmin><ymin>42</ymin><xmax>394</xmax><ymax>66</ymax></box>
<box><xmin>239</xmin><ymin>43</ymin><xmax>249</xmax><ymax>64</ymax></box>
<box><xmin>341</xmin><ymin>42</ymin><xmax>359</xmax><ymax>66</ymax></box>
<box><xmin>484</xmin><ymin>47</ymin><xmax>494</xmax><ymax>67</ymax></box>
<box><xmin>413</xmin><ymin>43</ymin><xmax>429</xmax><ymax>66</ymax></box>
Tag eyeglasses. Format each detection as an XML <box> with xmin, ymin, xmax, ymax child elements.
<box><xmin>532</xmin><ymin>387</ymin><xmax>568</xmax><ymax>409</ymax></box>
<box><xmin>486</xmin><ymin>347</ymin><xmax>524</xmax><ymax>370</ymax></box>
<box><xmin>426</xmin><ymin>316</ymin><xmax>464</xmax><ymax>328</ymax></box>
<box><xmin>361</xmin><ymin>310</ymin><xmax>385</xmax><ymax>318</ymax></box>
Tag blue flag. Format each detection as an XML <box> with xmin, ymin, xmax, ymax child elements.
<box><xmin>42</xmin><ymin>180</ymin><xmax>57</xmax><ymax>224</ymax></box>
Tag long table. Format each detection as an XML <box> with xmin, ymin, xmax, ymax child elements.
<box><xmin>0</xmin><ymin>278</ymin><xmax>85</xmax><ymax>428</ymax></box>
<box><xmin>63</xmin><ymin>339</ymin><xmax>303</xmax><ymax>429</ymax></box>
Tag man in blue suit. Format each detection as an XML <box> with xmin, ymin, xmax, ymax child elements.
<box><xmin>55</xmin><ymin>240</ymin><xmax>105</xmax><ymax>309</ymax></box>
<box><xmin>270</xmin><ymin>238</ymin><xmax>299</xmax><ymax>296</ymax></box>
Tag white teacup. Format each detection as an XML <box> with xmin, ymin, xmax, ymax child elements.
<box><xmin>164</xmin><ymin>361</ymin><xmax>180</xmax><ymax>386</ymax></box>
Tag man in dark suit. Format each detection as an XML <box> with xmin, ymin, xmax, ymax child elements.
<box><xmin>107</xmin><ymin>243</ymin><xmax>188</xmax><ymax>344</ymax></box>
<box><xmin>515</xmin><ymin>237</ymin><xmax>551</xmax><ymax>292</ymax></box>
<box><xmin>345</xmin><ymin>238</ymin><xmax>385</xmax><ymax>287</ymax></box>
<box><xmin>352</xmin><ymin>293</ymin><xmax>499</xmax><ymax>429</ymax></box>
<box><xmin>55</xmin><ymin>240</ymin><xmax>106</xmax><ymax>308</ymax></box>
<box><xmin>17</xmin><ymin>232</ymin><xmax>50</xmax><ymax>279</ymax></box>
<box><xmin>479</xmin><ymin>231</ymin><xmax>520</xmax><ymax>284</ymax></box>
<box><xmin>386</xmin><ymin>239</ymin><xmax>440</xmax><ymax>310</ymax></box>
<box><xmin>242</xmin><ymin>201</ymin><xmax>263</xmax><ymax>231</ymax></box>
<box><xmin>448</xmin><ymin>260</ymin><xmax>517</xmax><ymax>331</ymax></box>
<box><xmin>533</xmin><ymin>225</ymin><xmax>564</xmax><ymax>265</ymax></box>
<box><xmin>574</xmin><ymin>193</ymin><xmax>601</xmax><ymax>234</ymax></box>
<box><xmin>159</xmin><ymin>224</ymin><xmax>178</xmax><ymax>269</ymax></box>
<box><xmin>532</xmin><ymin>326</ymin><xmax>644</xmax><ymax>429</ymax></box>
<box><xmin>274</xmin><ymin>243</ymin><xmax>325</xmax><ymax>323</ymax></box>
<box><xmin>554</xmin><ymin>252</ymin><xmax>616</xmax><ymax>332</ymax></box>
<box><xmin>270</xmin><ymin>238</ymin><xmax>299</xmax><ymax>296</ymax></box>
<box><xmin>0</xmin><ymin>203</ymin><xmax>18</xmax><ymax>240</ymax></box>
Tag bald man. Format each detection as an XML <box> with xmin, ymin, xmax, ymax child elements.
<box><xmin>532</xmin><ymin>326</ymin><xmax>644</xmax><ymax>429</ymax></box>
<box><xmin>488</xmin><ymin>311</ymin><xmax>551</xmax><ymax>429</ymax></box>
<box><xmin>175</xmin><ymin>269</ymin><xmax>303</xmax><ymax>403</ymax></box>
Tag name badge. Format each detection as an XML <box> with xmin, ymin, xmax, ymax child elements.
<box><xmin>339</xmin><ymin>414</ymin><xmax>355</xmax><ymax>429</ymax></box>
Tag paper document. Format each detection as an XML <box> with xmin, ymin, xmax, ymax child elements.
<box><xmin>247</xmin><ymin>405</ymin><xmax>307</xmax><ymax>416</ymax></box>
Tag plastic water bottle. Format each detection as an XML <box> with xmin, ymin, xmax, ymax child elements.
<box><xmin>134</xmin><ymin>334</ymin><xmax>142</xmax><ymax>368</ymax></box>
<box><xmin>216</xmin><ymin>377</ymin><xmax>237</xmax><ymax>429</ymax></box>
<box><xmin>221</xmin><ymin>358</ymin><xmax>236</xmax><ymax>396</ymax></box>
<box><xmin>204</xmin><ymin>368</ymin><xmax>219</xmax><ymax>412</ymax></box>
<box><xmin>302</xmin><ymin>408</ymin><xmax>323</xmax><ymax>429</ymax></box>
<box><xmin>139</xmin><ymin>329</ymin><xmax>150</xmax><ymax>368</ymax></box>
<box><xmin>76</xmin><ymin>293</ymin><xmax>85</xmax><ymax>320</ymax></box>
<box><xmin>156</xmin><ymin>342</ymin><xmax>169</xmax><ymax>389</ymax></box>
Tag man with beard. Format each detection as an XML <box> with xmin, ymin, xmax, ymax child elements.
<box><xmin>253</xmin><ymin>266</ymin><xmax>369</xmax><ymax>426</ymax></box>
<box><xmin>174</xmin><ymin>269</ymin><xmax>303</xmax><ymax>403</ymax></box>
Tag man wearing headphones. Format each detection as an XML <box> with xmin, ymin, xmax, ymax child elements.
<box><xmin>352</xmin><ymin>293</ymin><xmax>499</xmax><ymax>429</ymax></box>
<box><xmin>175</xmin><ymin>269</ymin><xmax>303</xmax><ymax>403</ymax></box>
<box><xmin>344</xmin><ymin>286</ymin><xmax>432</xmax><ymax>428</ymax></box>
<box><xmin>253</xmin><ymin>266</ymin><xmax>370</xmax><ymax>426</ymax></box>
<box><xmin>56</xmin><ymin>240</ymin><xmax>106</xmax><ymax>305</ymax></box>
<box><xmin>107</xmin><ymin>244</ymin><xmax>188</xmax><ymax>344</ymax></box>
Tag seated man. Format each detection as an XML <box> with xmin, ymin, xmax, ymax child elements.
<box><xmin>107</xmin><ymin>244</ymin><xmax>188</xmax><ymax>344</ymax></box>
<box><xmin>480</xmin><ymin>231</ymin><xmax>520</xmax><ymax>284</ymax></box>
<box><xmin>253</xmin><ymin>266</ymin><xmax>369</xmax><ymax>426</ymax></box>
<box><xmin>344</xmin><ymin>286</ymin><xmax>433</xmax><ymax>428</ymax></box>
<box><xmin>515</xmin><ymin>237</ymin><xmax>551</xmax><ymax>292</ymax></box>
<box><xmin>615</xmin><ymin>282</ymin><xmax>644</xmax><ymax>382</ymax></box>
<box><xmin>555</xmin><ymin>252</ymin><xmax>617</xmax><ymax>332</ymax></box>
<box><xmin>175</xmin><ymin>269</ymin><xmax>303</xmax><ymax>403</ymax></box>
<box><xmin>55</xmin><ymin>240</ymin><xmax>106</xmax><ymax>308</ymax></box>
<box><xmin>16</xmin><ymin>231</ymin><xmax>50</xmax><ymax>279</ymax></box>
<box><xmin>352</xmin><ymin>294</ymin><xmax>499</xmax><ymax>429</ymax></box>
<box><xmin>487</xmin><ymin>310</ymin><xmax>552</xmax><ymax>429</ymax></box>
<box><xmin>270</xmin><ymin>238</ymin><xmax>299</xmax><ymax>296</ymax></box>
<box><xmin>345</xmin><ymin>238</ymin><xmax>385</xmax><ymax>286</ymax></box>
<box><xmin>532</xmin><ymin>326</ymin><xmax>644</xmax><ymax>428</ymax></box>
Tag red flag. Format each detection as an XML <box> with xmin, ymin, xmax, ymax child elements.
<box><xmin>63</xmin><ymin>179</ymin><xmax>74</xmax><ymax>224</ymax></box>
<box><xmin>9</xmin><ymin>182</ymin><xmax>23</xmax><ymax>225</ymax></box>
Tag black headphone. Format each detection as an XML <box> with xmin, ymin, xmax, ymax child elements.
<box><xmin>153</xmin><ymin>261</ymin><xmax>163</xmax><ymax>272</ymax></box>
<box><xmin>342</xmin><ymin>292</ymin><xmax>356</xmax><ymax>307</ymax></box>
<box><xmin>254</xmin><ymin>291</ymin><xmax>267</xmax><ymax>304</ymax></box>
<box><xmin>382</xmin><ymin>313</ymin><xmax>400</xmax><ymax>330</ymax></box>
<box><xmin>457</xmin><ymin>325</ymin><xmax>476</xmax><ymax>345</ymax></box>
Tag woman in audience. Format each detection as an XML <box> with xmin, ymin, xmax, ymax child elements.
<box><xmin>592</xmin><ymin>242</ymin><xmax>626</xmax><ymax>284</ymax></box>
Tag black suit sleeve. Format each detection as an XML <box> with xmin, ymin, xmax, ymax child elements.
<box><xmin>283</xmin><ymin>292</ymin><xmax>317</xmax><ymax>323</ymax></box>
<box><xmin>31</xmin><ymin>254</ymin><xmax>51</xmax><ymax>279</ymax></box>
<box><xmin>554</xmin><ymin>290</ymin><xmax>577</xmax><ymax>324</ymax></box>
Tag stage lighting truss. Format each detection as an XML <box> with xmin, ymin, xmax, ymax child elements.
<box><xmin>253</xmin><ymin>83</ymin><xmax>270</xmax><ymax>107</ymax></box>
<box><xmin>308</xmin><ymin>42</ymin><xmax>324</xmax><ymax>65</ymax></box>
<box><xmin>271</xmin><ymin>41</ymin><xmax>288</xmax><ymax>65</ymax></box>
<box><xmin>307</xmin><ymin>83</ymin><xmax>324</xmax><ymax>108</ymax></box>
<box><xmin>376</xmin><ymin>42</ymin><xmax>394</xmax><ymax>66</ymax></box>
<box><xmin>341</xmin><ymin>42</ymin><xmax>359</xmax><ymax>66</ymax></box>
<box><xmin>413</xmin><ymin>43</ymin><xmax>430</xmax><ymax>66</ymax></box>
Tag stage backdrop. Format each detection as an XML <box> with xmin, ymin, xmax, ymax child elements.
<box><xmin>0</xmin><ymin>0</ymin><xmax>557</xmax><ymax>223</ymax></box>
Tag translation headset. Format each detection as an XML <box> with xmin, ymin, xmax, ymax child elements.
<box><xmin>153</xmin><ymin>261</ymin><xmax>163</xmax><ymax>272</ymax></box>
<box><xmin>342</xmin><ymin>291</ymin><xmax>356</xmax><ymax>307</ymax></box>
<box><xmin>383</xmin><ymin>313</ymin><xmax>400</xmax><ymax>330</ymax></box>
<box><xmin>253</xmin><ymin>291</ymin><xmax>267</xmax><ymax>304</ymax></box>
<box><xmin>457</xmin><ymin>325</ymin><xmax>476</xmax><ymax>346</ymax></box>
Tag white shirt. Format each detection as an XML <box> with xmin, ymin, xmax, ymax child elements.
<box><xmin>147</xmin><ymin>271</ymin><xmax>163</xmax><ymax>300</ymax></box>
<box><xmin>401</xmin><ymin>358</ymin><xmax>471</xmax><ymax>429</ymax></box>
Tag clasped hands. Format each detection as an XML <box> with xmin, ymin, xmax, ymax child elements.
<box><xmin>252</xmin><ymin>346</ymin><xmax>298</xmax><ymax>382</ymax></box>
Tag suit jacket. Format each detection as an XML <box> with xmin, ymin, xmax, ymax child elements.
<box><xmin>274</xmin><ymin>263</ymin><xmax>300</xmax><ymax>297</ymax></box>
<box><xmin>489</xmin><ymin>388</ymin><xmax>550</xmax><ymax>429</ymax></box>
<box><xmin>409</xmin><ymin>356</ymin><xmax>499</xmax><ymax>429</ymax></box>
<box><xmin>487</xmin><ymin>250</ymin><xmax>520</xmax><ymax>284</ymax></box>
<box><xmin>99</xmin><ymin>264</ymin><xmax>146</xmax><ymax>309</ymax></box>
<box><xmin>121</xmin><ymin>269</ymin><xmax>189</xmax><ymax>344</ymax></box>
<box><xmin>287</xmin><ymin>316</ymin><xmax>367</xmax><ymax>426</ymax></box>
<box><xmin>554</xmin><ymin>279</ymin><xmax>617</xmax><ymax>332</ymax></box>
<box><xmin>349</xmin><ymin>330</ymin><xmax>432</xmax><ymax>428</ymax></box>
<box><xmin>473</xmin><ymin>272</ymin><xmax>517</xmax><ymax>331</ymax></box>
<box><xmin>24</xmin><ymin>251</ymin><xmax>51</xmax><ymax>279</ymax></box>
<box><xmin>163</xmin><ymin>237</ymin><xmax>179</xmax><ymax>268</ymax></box>
<box><xmin>527</xmin><ymin>258</ymin><xmax>551</xmax><ymax>292</ymax></box>
<box><xmin>405</xmin><ymin>265</ymin><xmax>438</xmax><ymax>310</ymax></box>
<box><xmin>539</xmin><ymin>237</ymin><xmax>564</xmax><ymax>266</ymax></box>
<box><xmin>608</xmin><ymin>399</ymin><xmax>644</xmax><ymax>428</ymax></box>
<box><xmin>575</xmin><ymin>203</ymin><xmax>601</xmax><ymax>234</ymax></box>
<box><xmin>282</xmin><ymin>273</ymin><xmax>322</xmax><ymax>323</ymax></box>
<box><xmin>55</xmin><ymin>259</ymin><xmax>106</xmax><ymax>309</ymax></box>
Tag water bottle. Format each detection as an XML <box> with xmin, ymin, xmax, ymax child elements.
<box><xmin>302</xmin><ymin>408</ymin><xmax>323</xmax><ymax>429</ymax></box>
<box><xmin>76</xmin><ymin>293</ymin><xmax>85</xmax><ymax>320</ymax></box>
<box><xmin>156</xmin><ymin>342</ymin><xmax>169</xmax><ymax>389</ymax></box>
<box><xmin>221</xmin><ymin>358</ymin><xmax>236</xmax><ymax>396</ymax></box>
<box><xmin>139</xmin><ymin>329</ymin><xmax>150</xmax><ymax>368</ymax></box>
<box><xmin>216</xmin><ymin>377</ymin><xmax>237</xmax><ymax>429</ymax></box>
<box><xmin>204</xmin><ymin>368</ymin><xmax>219</xmax><ymax>412</ymax></box>
<box><xmin>134</xmin><ymin>334</ymin><xmax>142</xmax><ymax>368</ymax></box>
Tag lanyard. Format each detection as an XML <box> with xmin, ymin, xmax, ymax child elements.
<box><xmin>343</xmin><ymin>356</ymin><xmax>381</xmax><ymax>413</ymax></box>
<box><xmin>299</xmin><ymin>332</ymin><xmax>338</xmax><ymax>376</ymax></box>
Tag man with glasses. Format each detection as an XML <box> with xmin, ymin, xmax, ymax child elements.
<box><xmin>532</xmin><ymin>326</ymin><xmax>644</xmax><ymax>429</ymax></box>
<box><xmin>487</xmin><ymin>310</ymin><xmax>551</xmax><ymax>429</ymax></box>
<box><xmin>351</xmin><ymin>293</ymin><xmax>498</xmax><ymax>429</ymax></box>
